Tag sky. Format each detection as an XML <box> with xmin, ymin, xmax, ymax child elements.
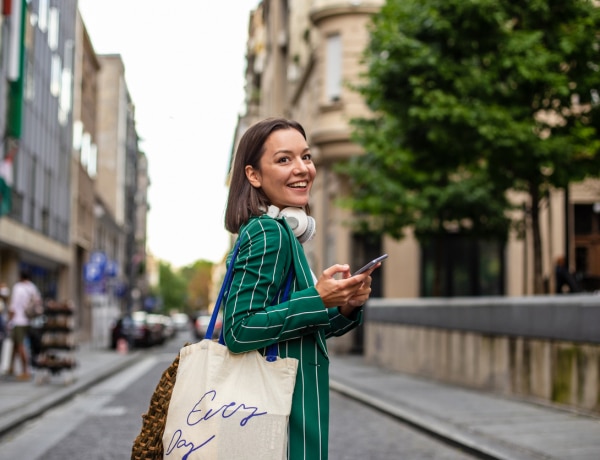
<box><xmin>78</xmin><ymin>0</ymin><xmax>260</xmax><ymax>267</ymax></box>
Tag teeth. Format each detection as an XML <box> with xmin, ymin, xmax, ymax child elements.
<box><xmin>289</xmin><ymin>182</ymin><xmax>307</xmax><ymax>188</ymax></box>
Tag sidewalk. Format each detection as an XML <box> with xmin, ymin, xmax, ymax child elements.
<box><xmin>329</xmin><ymin>355</ymin><xmax>600</xmax><ymax>460</ymax></box>
<box><xmin>0</xmin><ymin>342</ymin><xmax>141</xmax><ymax>438</ymax></box>
<box><xmin>1</xmin><ymin>345</ymin><xmax>599</xmax><ymax>459</ymax></box>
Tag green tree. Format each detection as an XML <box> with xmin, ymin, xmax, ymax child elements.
<box><xmin>342</xmin><ymin>0</ymin><xmax>600</xmax><ymax>294</ymax></box>
<box><xmin>181</xmin><ymin>260</ymin><xmax>214</xmax><ymax>312</ymax></box>
<box><xmin>157</xmin><ymin>261</ymin><xmax>187</xmax><ymax>312</ymax></box>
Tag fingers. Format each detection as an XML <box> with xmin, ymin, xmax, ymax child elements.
<box><xmin>347</xmin><ymin>297</ymin><xmax>367</xmax><ymax>308</ymax></box>
<box><xmin>322</xmin><ymin>262</ymin><xmax>378</xmax><ymax>282</ymax></box>
<box><xmin>315</xmin><ymin>267</ymin><xmax>373</xmax><ymax>308</ymax></box>
<box><xmin>348</xmin><ymin>280</ymin><xmax>372</xmax><ymax>305</ymax></box>
<box><xmin>322</xmin><ymin>264</ymin><xmax>351</xmax><ymax>279</ymax></box>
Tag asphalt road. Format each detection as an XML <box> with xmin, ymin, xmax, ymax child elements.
<box><xmin>0</xmin><ymin>333</ymin><xmax>480</xmax><ymax>460</ymax></box>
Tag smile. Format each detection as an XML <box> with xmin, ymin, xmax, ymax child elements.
<box><xmin>288</xmin><ymin>181</ymin><xmax>308</xmax><ymax>188</ymax></box>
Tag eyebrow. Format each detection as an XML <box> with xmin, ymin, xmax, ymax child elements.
<box><xmin>273</xmin><ymin>146</ymin><xmax>311</xmax><ymax>155</ymax></box>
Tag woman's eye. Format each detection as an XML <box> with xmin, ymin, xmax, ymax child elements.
<box><xmin>303</xmin><ymin>153</ymin><xmax>312</xmax><ymax>161</ymax></box>
<box><xmin>278</xmin><ymin>157</ymin><xmax>290</xmax><ymax>163</ymax></box>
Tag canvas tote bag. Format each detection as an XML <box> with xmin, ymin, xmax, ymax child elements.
<box><xmin>162</xmin><ymin>239</ymin><xmax>298</xmax><ymax>460</ymax></box>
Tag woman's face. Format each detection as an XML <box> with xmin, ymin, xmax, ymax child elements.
<box><xmin>245</xmin><ymin>128</ymin><xmax>316</xmax><ymax>210</ymax></box>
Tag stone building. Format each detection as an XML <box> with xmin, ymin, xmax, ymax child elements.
<box><xmin>233</xmin><ymin>0</ymin><xmax>600</xmax><ymax>313</ymax></box>
<box><xmin>70</xmin><ymin>8</ymin><xmax>100</xmax><ymax>341</ymax></box>
<box><xmin>0</xmin><ymin>0</ymin><xmax>78</xmax><ymax>302</ymax></box>
<box><xmin>0</xmin><ymin>1</ymin><xmax>149</xmax><ymax>346</ymax></box>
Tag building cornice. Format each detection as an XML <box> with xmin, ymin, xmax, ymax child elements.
<box><xmin>0</xmin><ymin>219</ymin><xmax>71</xmax><ymax>266</ymax></box>
<box><xmin>311</xmin><ymin>127</ymin><xmax>364</xmax><ymax>165</ymax></box>
<box><xmin>310</xmin><ymin>3</ymin><xmax>381</xmax><ymax>26</ymax></box>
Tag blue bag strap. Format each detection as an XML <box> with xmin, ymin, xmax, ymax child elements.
<box><xmin>265</xmin><ymin>268</ymin><xmax>294</xmax><ymax>361</ymax></box>
<box><xmin>207</xmin><ymin>235</ymin><xmax>295</xmax><ymax>363</ymax></box>
<box><xmin>204</xmin><ymin>238</ymin><xmax>241</xmax><ymax>341</ymax></box>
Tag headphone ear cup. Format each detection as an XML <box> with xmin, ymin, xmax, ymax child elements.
<box><xmin>297</xmin><ymin>216</ymin><xmax>316</xmax><ymax>244</ymax></box>
<box><xmin>278</xmin><ymin>207</ymin><xmax>316</xmax><ymax>243</ymax></box>
<box><xmin>278</xmin><ymin>207</ymin><xmax>307</xmax><ymax>234</ymax></box>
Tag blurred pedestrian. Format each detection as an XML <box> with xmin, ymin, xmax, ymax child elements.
<box><xmin>0</xmin><ymin>282</ymin><xmax>9</xmax><ymax>367</ymax></box>
<box><xmin>7</xmin><ymin>271</ymin><xmax>41</xmax><ymax>380</ymax></box>
<box><xmin>555</xmin><ymin>255</ymin><xmax>580</xmax><ymax>294</ymax></box>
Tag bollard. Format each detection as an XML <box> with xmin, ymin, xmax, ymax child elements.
<box><xmin>117</xmin><ymin>338</ymin><xmax>129</xmax><ymax>354</ymax></box>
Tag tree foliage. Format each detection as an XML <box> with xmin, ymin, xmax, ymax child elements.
<box><xmin>156</xmin><ymin>259</ymin><xmax>215</xmax><ymax>313</ymax></box>
<box><xmin>341</xmin><ymin>0</ymin><xmax>600</xmax><ymax>293</ymax></box>
<box><xmin>181</xmin><ymin>260</ymin><xmax>214</xmax><ymax>311</ymax></box>
<box><xmin>157</xmin><ymin>261</ymin><xmax>188</xmax><ymax>312</ymax></box>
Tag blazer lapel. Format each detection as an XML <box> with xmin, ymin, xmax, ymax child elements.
<box><xmin>278</xmin><ymin>218</ymin><xmax>329</xmax><ymax>359</ymax></box>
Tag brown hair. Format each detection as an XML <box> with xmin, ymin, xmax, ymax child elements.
<box><xmin>225</xmin><ymin>117</ymin><xmax>309</xmax><ymax>234</ymax></box>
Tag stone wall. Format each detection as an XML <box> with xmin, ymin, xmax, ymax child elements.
<box><xmin>363</xmin><ymin>295</ymin><xmax>600</xmax><ymax>414</ymax></box>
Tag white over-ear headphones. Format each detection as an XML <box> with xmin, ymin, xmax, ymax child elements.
<box><xmin>266</xmin><ymin>205</ymin><xmax>316</xmax><ymax>244</ymax></box>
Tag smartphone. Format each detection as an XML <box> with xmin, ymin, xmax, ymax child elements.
<box><xmin>353</xmin><ymin>254</ymin><xmax>388</xmax><ymax>276</ymax></box>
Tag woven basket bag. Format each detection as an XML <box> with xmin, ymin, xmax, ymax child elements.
<box><xmin>131</xmin><ymin>344</ymin><xmax>188</xmax><ymax>459</ymax></box>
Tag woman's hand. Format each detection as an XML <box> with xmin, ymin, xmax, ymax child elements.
<box><xmin>314</xmin><ymin>264</ymin><xmax>372</xmax><ymax>309</ymax></box>
<box><xmin>342</xmin><ymin>274</ymin><xmax>373</xmax><ymax>311</ymax></box>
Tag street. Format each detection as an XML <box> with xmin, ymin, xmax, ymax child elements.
<box><xmin>328</xmin><ymin>389</ymin><xmax>478</xmax><ymax>460</ymax></box>
<box><xmin>0</xmin><ymin>332</ymin><xmax>480</xmax><ymax>460</ymax></box>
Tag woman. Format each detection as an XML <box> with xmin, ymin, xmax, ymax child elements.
<box><xmin>223</xmin><ymin>117</ymin><xmax>379</xmax><ymax>459</ymax></box>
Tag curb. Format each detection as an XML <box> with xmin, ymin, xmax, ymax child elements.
<box><xmin>329</xmin><ymin>379</ymin><xmax>550</xmax><ymax>460</ymax></box>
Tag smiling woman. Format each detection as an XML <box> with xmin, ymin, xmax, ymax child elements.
<box><xmin>219</xmin><ymin>117</ymin><xmax>378</xmax><ymax>459</ymax></box>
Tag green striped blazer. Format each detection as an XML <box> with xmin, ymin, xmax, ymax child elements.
<box><xmin>223</xmin><ymin>214</ymin><xmax>363</xmax><ymax>460</ymax></box>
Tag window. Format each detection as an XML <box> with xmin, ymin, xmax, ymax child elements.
<box><xmin>58</xmin><ymin>67</ymin><xmax>71</xmax><ymax>124</ymax></box>
<box><xmin>325</xmin><ymin>34</ymin><xmax>342</xmax><ymax>102</ymax></box>
<box><xmin>574</xmin><ymin>203</ymin><xmax>600</xmax><ymax>289</ymax></box>
<box><xmin>59</xmin><ymin>40</ymin><xmax>74</xmax><ymax>124</ymax></box>
<box><xmin>575</xmin><ymin>246</ymin><xmax>588</xmax><ymax>273</ymax></box>
<box><xmin>24</xmin><ymin>4</ymin><xmax>36</xmax><ymax>100</ymax></box>
<box><xmin>421</xmin><ymin>234</ymin><xmax>504</xmax><ymax>297</ymax></box>
<box><xmin>80</xmin><ymin>132</ymin><xmax>91</xmax><ymax>168</ymax></box>
<box><xmin>351</xmin><ymin>233</ymin><xmax>383</xmax><ymax>298</ymax></box>
<box><xmin>48</xmin><ymin>7</ymin><xmax>59</xmax><ymax>50</ymax></box>
<box><xmin>351</xmin><ymin>232</ymin><xmax>382</xmax><ymax>354</ymax></box>
<box><xmin>38</xmin><ymin>0</ymin><xmax>48</xmax><ymax>32</ymax></box>
<box><xmin>50</xmin><ymin>54</ymin><xmax>61</xmax><ymax>96</ymax></box>
<box><xmin>88</xmin><ymin>144</ymin><xmax>98</xmax><ymax>178</ymax></box>
<box><xmin>80</xmin><ymin>132</ymin><xmax>99</xmax><ymax>177</ymax></box>
<box><xmin>574</xmin><ymin>204</ymin><xmax>599</xmax><ymax>235</ymax></box>
<box><xmin>72</xmin><ymin>121</ymin><xmax>83</xmax><ymax>150</ymax></box>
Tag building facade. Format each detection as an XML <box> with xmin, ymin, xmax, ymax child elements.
<box><xmin>235</xmin><ymin>0</ymin><xmax>600</xmax><ymax>310</ymax></box>
<box><xmin>70</xmin><ymin>8</ymin><xmax>99</xmax><ymax>341</ymax></box>
<box><xmin>0</xmin><ymin>0</ymin><xmax>77</xmax><ymax>301</ymax></box>
<box><xmin>0</xmin><ymin>1</ymin><xmax>149</xmax><ymax>346</ymax></box>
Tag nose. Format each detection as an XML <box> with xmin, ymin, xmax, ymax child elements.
<box><xmin>293</xmin><ymin>157</ymin><xmax>309</xmax><ymax>174</ymax></box>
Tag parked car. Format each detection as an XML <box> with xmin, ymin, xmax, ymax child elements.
<box><xmin>131</xmin><ymin>311</ymin><xmax>158</xmax><ymax>347</ymax></box>
<box><xmin>145</xmin><ymin>313</ymin><xmax>169</xmax><ymax>345</ymax></box>
<box><xmin>171</xmin><ymin>312</ymin><xmax>191</xmax><ymax>333</ymax></box>
<box><xmin>110</xmin><ymin>314</ymin><xmax>134</xmax><ymax>349</ymax></box>
<box><xmin>194</xmin><ymin>312</ymin><xmax>221</xmax><ymax>340</ymax></box>
<box><xmin>160</xmin><ymin>314</ymin><xmax>176</xmax><ymax>341</ymax></box>
<box><xmin>111</xmin><ymin>311</ymin><xmax>164</xmax><ymax>348</ymax></box>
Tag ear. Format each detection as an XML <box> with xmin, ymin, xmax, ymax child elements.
<box><xmin>245</xmin><ymin>165</ymin><xmax>262</xmax><ymax>188</ymax></box>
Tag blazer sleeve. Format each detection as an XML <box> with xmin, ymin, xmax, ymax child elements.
<box><xmin>223</xmin><ymin>218</ymin><xmax>331</xmax><ymax>353</ymax></box>
<box><xmin>324</xmin><ymin>306</ymin><xmax>363</xmax><ymax>339</ymax></box>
